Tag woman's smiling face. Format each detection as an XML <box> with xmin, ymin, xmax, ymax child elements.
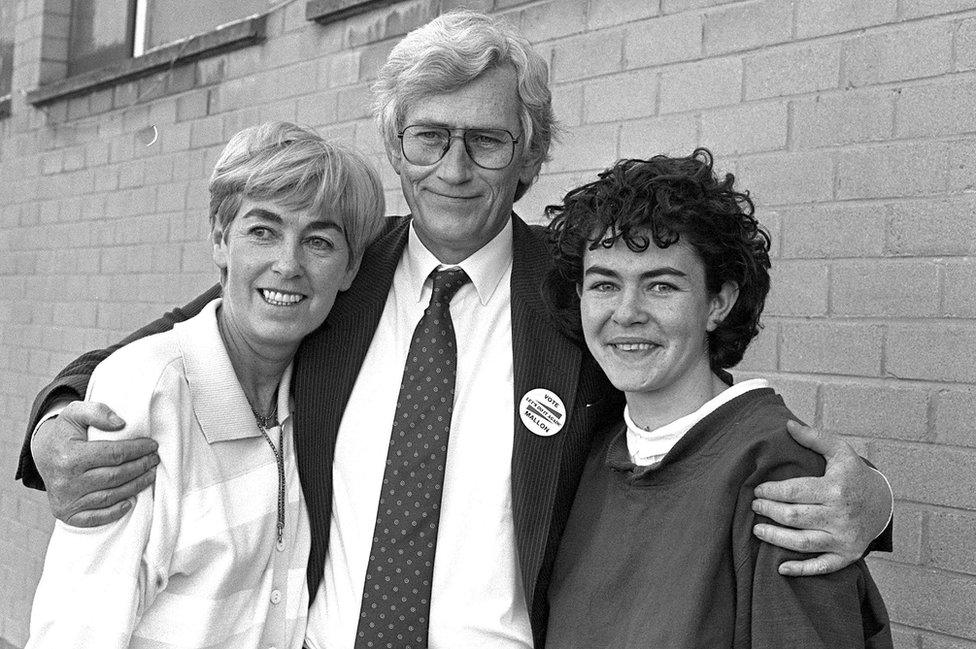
<box><xmin>578</xmin><ymin>236</ymin><xmax>735</xmax><ymax>403</ymax></box>
<box><xmin>212</xmin><ymin>197</ymin><xmax>357</xmax><ymax>354</ymax></box>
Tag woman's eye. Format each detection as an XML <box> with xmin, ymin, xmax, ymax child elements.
<box><xmin>648</xmin><ymin>282</ymin><xmax>676</xmax><ymax>294</ymax></box>
<box><xmin>586</xmin><ymin>281</ymin><xmax>616</xmax><ymax>292</ymax></box>
<box><xmin>306</xmin><ymin>236</ymin><xmax>335</xmax><ymax>251</ymax></box>
<box><xmin>249</xmin><ymin>226</ymin><xmax>273</xmax><ymax>238</ymax></box>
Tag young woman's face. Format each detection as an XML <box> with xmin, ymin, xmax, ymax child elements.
<box><xmin>212</xmin><ymin>198</ymin><xmax>357</xmax><ymax>354</ymax></box>
<box><xmin>578</xmin><ymin>237</ymin><xmax>735</xmax><ymax>402</ymax></box>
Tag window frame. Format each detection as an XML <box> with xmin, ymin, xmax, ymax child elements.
<box><xmin>0</xmin><ymin>0</ymin><xmax>14</xmax><ymax>118</ymax></box>
<box><xmin>27</xmin><ymin>13</ymin><xmax>266</xmax><ymax>107</ymax></box>
<box><xmin>305</xmin><ymin>0</ymin><xmax>393</xmax><ymax>24</ymax></box>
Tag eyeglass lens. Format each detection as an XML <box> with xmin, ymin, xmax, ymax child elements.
<box><xmin>400</xmin><ymin>126</ymin><xmax>516</xmax><ymax>170</ymax></box>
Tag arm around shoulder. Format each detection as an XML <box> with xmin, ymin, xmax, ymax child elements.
<box><xmin>16</xmin><ymin>284</ymin><xmax>220</xmax><ymax>489</ymax></box>
<box><xmin>751</xmin><ymin>421</ymin><xmax>894</xmax><ymax>573</ymax></box>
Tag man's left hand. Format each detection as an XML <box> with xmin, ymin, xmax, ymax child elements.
<box><xmin>751</xmin><ymin>420</ymin><xmax>892</xmax><ymax>577</ymax></box>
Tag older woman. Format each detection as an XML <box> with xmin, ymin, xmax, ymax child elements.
<box><xmin>27</xmin><ymin>122</ymin><xmax>385</xmax><ymax>648</ymax></box>
<box><xmin>543</xmin><ymin>150</ymin><xmax>892</xmax><ymax>648</ymax></box>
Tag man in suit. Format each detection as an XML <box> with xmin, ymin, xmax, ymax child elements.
<box><xmin>19</xmin><ymin>10</ymin><xmax>892</xmax><ymax>648</ymax></box>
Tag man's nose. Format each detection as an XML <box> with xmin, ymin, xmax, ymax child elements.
<box><xmin>435</xmin><ymin>136</ymin><xmax>475</xmax><ymax>183</ymax></box>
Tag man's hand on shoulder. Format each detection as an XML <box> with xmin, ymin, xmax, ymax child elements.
<box><xmin>31</xmin><ymin>401</ymin><xmax>160</xmax><ymax>527</ymax></box>
<box><xmin>750</xmin><ymin>421</ymin><xmax>892</xmax><ymax>577</ymax></box>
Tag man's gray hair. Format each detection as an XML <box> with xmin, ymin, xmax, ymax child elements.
<box><xmin>373</xmin><ymin>10</ymin><xmax>555</xmax><ymax>200</ymax></box>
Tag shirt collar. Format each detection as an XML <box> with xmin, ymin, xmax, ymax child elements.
<box><xmin>174</xmin><ymin>298</ymin><xmax>293</xmax><ymax>444</ymax></box>
<box><xmin>623</xmin><ymin>378</ymin><xmax>770</xmax><ymax>467</ymax></box>
<box><xmin>404</xmin><ymin>218</ymin><xmax>513</xmax><ymax>306</ymax></box>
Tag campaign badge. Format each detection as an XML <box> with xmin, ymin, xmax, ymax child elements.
<box><xmin>519</xmin><ymin>388</ymin><xmax>566</xmax><ymax>437</ymax></box>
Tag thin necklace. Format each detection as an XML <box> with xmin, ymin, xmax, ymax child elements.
<box><xmin>251</xmin><ymin>398</ymin><xmax>285</xmax><ymax>548</ymax></box>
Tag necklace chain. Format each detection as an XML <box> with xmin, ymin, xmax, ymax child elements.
<box><xmin>251</xmin><ymin>400</ymin><xmax>279</xmax><ymax>429</ymax></box>
<box><xmin>252</xmin><ymin>398</ymin><xmax>285</xmax><ymax>546</ymax></box>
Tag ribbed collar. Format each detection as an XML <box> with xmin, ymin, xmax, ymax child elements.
<box><xmin>624</xmin><ymin>379</ymin><xmax>771</xmax><ymax>466</ymax></box>
<box><xmin>173</xmin><ymin>298</ymin><xmax>293</xmax><ymax>444</ymax></box>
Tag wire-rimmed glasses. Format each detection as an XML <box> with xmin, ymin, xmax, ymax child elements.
<box><xmin>398</xmin><ymin>125</ymin><xmax>521</xmax><ymax>170</ymax></box>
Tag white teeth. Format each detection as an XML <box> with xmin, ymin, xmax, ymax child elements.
<box><xmin>261</xmin><ymin>289</ymin><xmax>304</xmax><ymax>306</ymax></box>
<box><xmin>614</xmin><ymin>343</ymin><xmax>653</xmax><ymax>351</ymax></box>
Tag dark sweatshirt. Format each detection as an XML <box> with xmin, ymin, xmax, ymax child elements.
<box><xmin>546</xmin><ymin>388</ymin><xmax>892</xmax><ymax>649</ymax></box>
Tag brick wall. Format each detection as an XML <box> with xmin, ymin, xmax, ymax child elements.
<box><xmin>1</xmin><ymin>0</ymin><xmax>974</xmax><ymax>646</ymax></box>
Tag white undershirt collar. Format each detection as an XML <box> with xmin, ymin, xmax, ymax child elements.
<box><xmin>625</xmin><ymin>378</ymin><xmax>770</xmax><ymax>466</ymax></box>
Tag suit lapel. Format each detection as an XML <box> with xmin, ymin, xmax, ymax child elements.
<box><xmin>509</xmin><ymin>215</ymin><xmax>582</xmax><ymax>611</ymax></box>
<box><xmin>294</xmin><ymin>216</ymin><xmax>410</xmax><ymax>595</ymax></box>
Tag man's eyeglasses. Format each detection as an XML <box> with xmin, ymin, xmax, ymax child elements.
<box><xmin>398</xmin><ymin>125</ymin><xmax>521</xmax><ymax>170</ymax></box>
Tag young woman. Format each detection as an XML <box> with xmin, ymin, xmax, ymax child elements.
<box><xmin>543</xmin><ymin>150</ymin><xmax>892</xmax><ymax>648</ymax></box>
<box><xmin>27</xmin><ymin>122</ymin><xmax>385</xmax><ymax>649</ymax></box>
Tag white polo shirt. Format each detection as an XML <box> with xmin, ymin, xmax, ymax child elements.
<box><xmin>28</xmin><ymin>299</ymin><xmax>311</xmax><ymax>649</ymax></box>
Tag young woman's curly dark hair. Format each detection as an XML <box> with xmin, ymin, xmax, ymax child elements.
<box><xmin>543</xmin><ymin>148</ymin><xmax>771</xmax><ymax>371</ymax></box>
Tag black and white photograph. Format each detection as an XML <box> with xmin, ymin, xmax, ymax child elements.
<box><xmin>0</xmin><ymin>1</ymin><xmax>973</xmax><ymax>648</ymax></box>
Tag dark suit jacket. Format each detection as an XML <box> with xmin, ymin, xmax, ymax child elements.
<box><xmin>18</xmin><ymin>213</ymin><xmax>622</xmax><ymax>646</ymax></box>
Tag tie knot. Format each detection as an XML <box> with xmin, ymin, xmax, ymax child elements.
<box><xmin>429</xmin><ymin>267</ymin><xmax>470</xmax><ymax>305</ymax></box>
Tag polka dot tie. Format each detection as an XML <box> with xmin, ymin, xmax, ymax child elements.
<box><xmin>354</xmin><ymin>267</ymin><xmax>470</xmax><ymax>649</ymax></box>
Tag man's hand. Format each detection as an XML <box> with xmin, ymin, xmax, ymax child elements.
<box><xmin>751</xmin><ymin>420</ymin><xmax>892</xmax><ymax>577</ymax></box>
<box><xmin>31</xmin><ymin>401</ymin><xmax>159</xmax><ymax>527</ymax></box>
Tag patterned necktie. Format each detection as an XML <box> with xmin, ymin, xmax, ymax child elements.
<box><xmin>354</xmin><ymin>267</ymin><xmax>471</xmax><ymax>649</ymax></box>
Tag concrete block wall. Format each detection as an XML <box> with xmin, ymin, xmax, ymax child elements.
<box><xmin>0</xmin><ymin>0</ymin><xmax>973</xmax><ymax>646</ymax></box>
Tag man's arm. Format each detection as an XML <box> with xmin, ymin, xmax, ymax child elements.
<box><xmin>16</xmin><ymin>285</ymin><xmax>220</xmax><ymax>525</ymax></box>
<box><xmin>751</xmin><ymin>421</ymin><xmax>894</xmax><ymax>576</ymax></box>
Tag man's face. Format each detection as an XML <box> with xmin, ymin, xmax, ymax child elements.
<box><xmin>388</xmin><ymin>65</ymin><xmax>541</xmax><ymax>264</ymax></box>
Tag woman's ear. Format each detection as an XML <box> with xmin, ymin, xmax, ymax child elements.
<box><xmin>706</xmin><ymin>281</ymin><xmax>739</xmax><ymax>332</ymax></box>
<box><xmin>211</xmin><ymin>226</ymin><xmax>228</xmax><ymax>273</ymax></box>
<box><xmin>339</xmin><ymin>254</ymin><xmax>362</xmax><ymax>292</ymax></box>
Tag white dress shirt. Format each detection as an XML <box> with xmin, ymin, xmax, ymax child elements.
<box><xmin>28</xmin><ymin>299</ymin><xmax>310</xmax><ymax>649</ymax></box>
<box><xmin>306</xmin><ymin>221</ymin><xmax>533</xmax><ymax>649</ymax></box>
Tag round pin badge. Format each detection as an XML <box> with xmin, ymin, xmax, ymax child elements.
<box><xmin>519</xmin><ymin>388</ymin><xmax>566</xmax><ymax>437</ymax></box>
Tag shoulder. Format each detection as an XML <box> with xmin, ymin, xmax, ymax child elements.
<box><xmin>715</xmin><ymin>389</ymin><xmax>826</xmax><ymax>482</ymax></box>
<box><xmin>91</xmin><ymin>328</ymin><xmax>182</xmax><ymax>386</ymax></box>
<box><xmin>87</xmin><ymin>328</ymin><xmax>187</xmax><ymax>441</ymax></box>
<box><xmin>523</xmin><ymin>220</ymin><xmax>552</xmax><ymax>252</ymax></box>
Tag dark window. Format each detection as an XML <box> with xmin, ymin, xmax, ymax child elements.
<box><xmin>138</xmin><ymin>0</ymin><xmax>265</xmax><ymax>54</ymax></box>
<box><xmin>67</xmin><ymin>0</ymin><xmax>264</xmax><ymax>76</ymax></box>
<box><xmin>68</xmin><ymin>0</ymin><xmax>137</xmax><ymax>76</ymax></box>
<box><xmin>1</xmin><ymin>0</ymin><xmax>14</xmax><ymax>108</ymax></box>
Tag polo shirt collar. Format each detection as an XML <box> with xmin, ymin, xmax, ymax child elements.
<box><xmin>403</xmin><ymin>217</ymin><xmax>513</xmax><ymax>306</ymax></box>
<box><xmin>174</xmin><ymin>298</ymin><xmax>293</xmax><ymax>444</ymax></box>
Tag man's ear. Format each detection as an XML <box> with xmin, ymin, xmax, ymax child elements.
<box><xmin>385</xmin><ymin>139</ymin><xmax>402</xmax><ymax>176</ymax></box>
<box><xmin>518</xmin><ymin>153</ymin><xmax>543</xmax><ymax>189</ymax></box>
<box><xmin>706</xmin><ymin>281</ymin><xmax>739</xmax><ymax>332</ymax></box>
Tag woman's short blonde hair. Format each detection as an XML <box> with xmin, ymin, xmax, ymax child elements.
<box><xmin>209</xmin><ymin>121</ymin><xmax>386</xmax><ymax>265</ymax></box>
<box><xmin>372</xmin><ymin>10</ymin><xmax>555</xmax><ymax>200</ymax></box>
